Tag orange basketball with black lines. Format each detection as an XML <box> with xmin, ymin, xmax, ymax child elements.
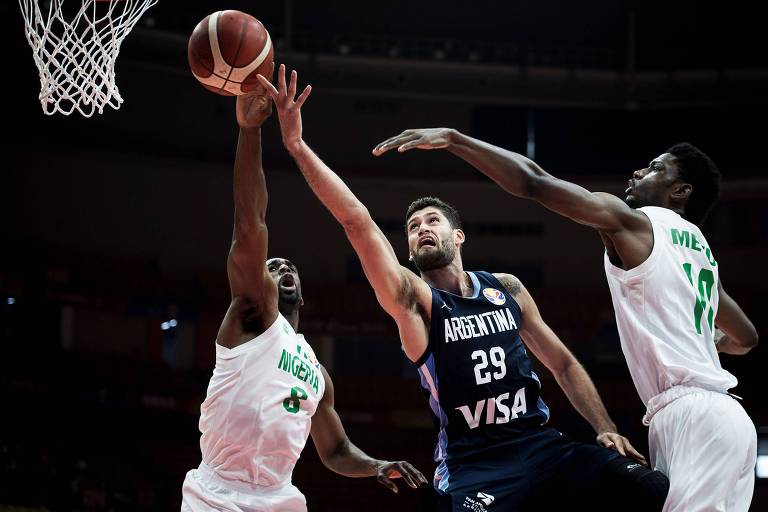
<box><xmin>187</xmin><ymin>10</ymin><xmax>274</xmax><ymax>96</ymax></box>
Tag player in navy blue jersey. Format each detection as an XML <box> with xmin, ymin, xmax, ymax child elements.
<box><xmin>258</xmin><ymin>66</ymin><xmax>669</xmax><ymax>511</ymax></box>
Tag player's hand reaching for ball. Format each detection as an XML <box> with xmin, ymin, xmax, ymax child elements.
<box><xmin>374</xmin><ymin>460</ymin><xmax>429</xmax><ymax>493</ymax></box>
<box><xmin>236</xmin><ymin>62</ymin><xmax>274</xmax><ymax>129</ymax></box>
<box><xmin>257</xmin><ymin>64</ymin><xmax>312</xmax><ymax>153</ymax></box>
<box><xmin>372</xmin><ymin>128</ymin><xmax>456</xmax><ymax>156</ymax></box>
<box><xmin>597</xmin><ymin>431</ymin><xmax>648</xmax><ymax>466</ymax></box>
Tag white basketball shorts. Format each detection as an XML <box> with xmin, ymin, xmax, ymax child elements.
<box><xmin>181</xmin><ymin>463</ymin><xmax>307</xmax><ymax>512</ymax></box>
<box><xmin>648</xmin><ymin>388</ymin><xmax>756</xmax><ymax>512</ymax></box>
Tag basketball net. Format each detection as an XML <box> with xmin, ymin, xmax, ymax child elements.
<box><xmin>18</xmin><ymin>0</ymin><xmax>157</xmax><ymax>117</ymax></box>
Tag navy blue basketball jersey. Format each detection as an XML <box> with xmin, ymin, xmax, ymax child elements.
<box><xmin>415</xmin><ymin>271</ymin><xmax>550</xmax><ymax>488</ymax></box>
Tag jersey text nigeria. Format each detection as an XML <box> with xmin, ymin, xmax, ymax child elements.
<box><xmin>277</xmin><ymin>346</ymin><xmax>320</xmax><ymax>393</ymax></box>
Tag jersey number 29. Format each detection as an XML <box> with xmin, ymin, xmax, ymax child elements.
<box><xmin>471</xmin><ymin>347</ymin><xmax>506</xmax><ymax>385</ymax></box>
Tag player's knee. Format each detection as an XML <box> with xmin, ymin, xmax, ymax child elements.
<box><xmin>604</xmin><ymin>456</ymin><xmax>669</xmax><ymax>510</ymax></box>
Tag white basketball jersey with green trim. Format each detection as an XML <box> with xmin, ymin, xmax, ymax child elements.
<box><xmin>198</xmin><ymin>313</ymin><xmax>325</xmax><ymax>488</ymax></box>
<box><xmin>604</xmin><ymin>206</ymin><xmax>737</xmax><ymax>406</ymax></box>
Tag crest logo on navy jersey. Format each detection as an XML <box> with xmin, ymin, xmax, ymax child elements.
<box><xmin>482</xmin><ymin>288</ymin><xmax>506</xmax><ymax>306</ymax></box>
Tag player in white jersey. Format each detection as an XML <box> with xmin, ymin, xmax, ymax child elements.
<box><xmin>181</xmin><ymin>84</ymin><xmax>427</xmax><ymax>511</ymax></box>
<box><xmin>374</xmin><ymin>130</ymin><xmax>758</xmax><ymax>511</ymax></box>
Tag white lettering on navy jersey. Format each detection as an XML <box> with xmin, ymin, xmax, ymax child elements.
<box><xmin>455</xmin><ymin>387</ymin><xmax>528</xmax><ymax>429</ymax></box>
<box><xmin>443</xmin><ymin>308</ymin><xmax>518</xmax><ymax>342</ymax></box>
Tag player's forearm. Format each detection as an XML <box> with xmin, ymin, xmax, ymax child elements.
<box><xmin>447</xmin><ymin>130</ymin><xmax>550</xmax><ymax>198</ymax></box>
<box><xmin>554</xmin><ymin>360</ymin><xmax>617</xmax><ymax>434</ymax></box>
<box><xmin>321</xmin><ymin>438</ymin><xmax>381</xmax><ymax>478</ymax></box>
<box><xmin>287</xmin><ymin>140</ymin><xmax>370</xmax><ymax>228</ymax></box>
<box><xmin>716</xmin><ymin>331</ymin><xmax>758</xmax><ymax>355</ymax></box>
<box><xmin>232</xmin><ymin>127</ymin><xmax>268</xmax><ymax>234</ymax></box>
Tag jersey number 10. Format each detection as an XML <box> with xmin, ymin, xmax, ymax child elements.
<box><xmin>682</xmin><ymin>262</ymin><xmax>715</xmax><ymax>335</ymax></box>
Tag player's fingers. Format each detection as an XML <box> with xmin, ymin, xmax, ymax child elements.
<box><xmin>392</xmin><ymin>463</ymin><xmax>418</xmax><ymax>488</ymax></box>
<box><xmin>612</xmin><ymin>438</ymin><xmax>628</xmax><ymax>457</ymax></box>
<box><xmin>399</xmin><ymin>462</ymin><xmax>424</xmax><ymax>488</ymax></box>
<box><xmin>288</xmin><ymin>69</ymin><xmax>298</xmax><ymax>100</ymax></box>
<box><xmin>295</xmin><ymin>85</ymin><xmax>313</xmax><ymax>108</ymax></box>
<box><xmin>398</xmin><ymin>138</ymin><xmax>427</xmax><ymax>152</ymax></box>
<box><xmin>371</xmin><ymin>138</ymin><xmax>397</xmax><ymax>155</ymax></box>
<box><xmin>277</xmin><ymin>63</ymin><xmax>287</xmax><ymax>95</ymax></box>
<box><xmin>376</xmin><ymin>135</ymin><xmax>418</xmax><ymax>154</ymax></box>
<box><xmin>377</xmin><ymin>474</ymin><xmax>399</xmax><ymax>493</ymax></box>
<box><xmin>256</xmin><ymin>75</ymin><xmax>279</xmax><ymax>98</ymax></box>
<box><xmin>597</xmin><ymin>434</ymin><xmax>617</xmax><ymax>450</ymax></box>
<box><xmin>624</xmin><ymin>443</ymin><xmax>648</xmax><ymax>465</ymax></box>
<box><xmin>399</xmin><ymin>461</ymin><xmax>428</xmax><ymax>485</ymax></box>
<box><xmin>372</xmin><ymin>131</ymin><xmax>413</xmax><ymax>155</ymax></box>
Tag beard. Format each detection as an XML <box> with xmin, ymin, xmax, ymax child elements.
<box><xmin>412</xmin><ymin>238</ymin><xmax>456</xmax><ymax>272</ymax></box>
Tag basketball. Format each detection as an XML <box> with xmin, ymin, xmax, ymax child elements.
<box><xmin>187</xmin><ymin>10</ymin><xmax>274</xmax><ymax>96</ymax></box>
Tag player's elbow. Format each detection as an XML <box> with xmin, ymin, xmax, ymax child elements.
<box><xmin>233</xmin><ymin>214</ymin><xmax>268</xmax><ymax>241</ymax></box>
<box><xmin>741</xmin><ymin>327</ymin><xmax>759</xmax><ymax>352</ymax></box>
<box><xmin>520</xmin><ymin>172</ymin><xmax>551</xmax><ymax>200</ymax></box>
<box><xmin>340</xmin><ymin>204</ymin><xmax>373</xmax><ymax>234</ymax></box>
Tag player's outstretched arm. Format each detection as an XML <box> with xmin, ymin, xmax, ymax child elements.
<box><xmin>257</xmin><ymin>66</ymin><xmax>432</xmax><ymax>361</ymax></box>
<box><xmin>310</xmin><ymin>367</ymin><xmax>429</xmax><ymax>493</ymax></box>
<box><xmin>217</xmin><ymin>82</ymin><xmax>279</xmax><ymax>348</ymax></box>
<box><xmin>495</xmin><ymin>273</ymin><xmax>647</xmax><ymax>464</ymax></box>
<box><xmin>374</xmin><ymin>129</ymin><xmax>648</xmax><ymax>234</ymax></box>
<box><xmin>715</xmin><ymin>281</ymin><xmax>758</xmax><ymax>355</ymax></box>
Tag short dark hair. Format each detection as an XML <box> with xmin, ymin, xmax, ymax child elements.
<box><xmin>405</xmin><ymin>197</ymin><xmax>462</xmax><ymax>229</ymax></box>
<box><xmin>666</xmin><ymin>142</ymin><xmax>721</xmax><ymax>225</ymax></box>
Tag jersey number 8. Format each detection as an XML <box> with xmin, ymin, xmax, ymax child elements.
<box><xmin>283</xmin><ymin>386</ymin><xmax>308</xmax><ymax>413</ymax></box>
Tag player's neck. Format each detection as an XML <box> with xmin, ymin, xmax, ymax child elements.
<box><xmin>279</xmin><ymin>306</ymin><xmax>300</xmax><ymax>332</ymax></box>
<box><xmin>421</xmin><ymin>259</ymin><xmax>473</xmax><ymax>297</ymax></box>
<box><xmin>646</xmin><ymin>198</ymin><xmax>686</xmax><ymax>219</ymax></box>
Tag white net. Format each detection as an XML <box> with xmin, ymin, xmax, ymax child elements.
<box><xmin>18</xmin><ymin>0</ymin><xmax>158</xmax><ymax>116</ymax></box>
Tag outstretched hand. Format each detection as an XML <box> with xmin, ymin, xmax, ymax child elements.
<box><xmin>256</xmin><ymin>64</ymin><xmax>312</xmax><ymax>152</ymax></box>
<box><xmin>236</xmin><ymin>62</ymin><xmax>274</xmax><ymax>128</ymax></box>
<box><xmin>597</xmin><ymin>431</ymin><xmax>648</xmax><ymax>466</ymax></box>
<box><xmin>374</xmin><ymin>460</ymin><xmax>429</xmax><ymax>494</ymax></box>
<box><xmin>372</xmin><ymin>128</ymin><xmax>455</xmax><ymax>156</ymax></box>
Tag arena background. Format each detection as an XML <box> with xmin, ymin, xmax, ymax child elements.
<box><xmin>1</xmin><ymin>1</ymin><xmax>766</xmax><ymax>510</ymax></box>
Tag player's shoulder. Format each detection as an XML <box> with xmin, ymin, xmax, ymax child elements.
<box><xmin>593</xmin><ymin>192</ymin><xmax>652</xmax><ymax>230</ymax></box>
<box><xmin>490</xmin><ymin>272</ymin><xmax>524</xmax><ymax>298</ymax></box>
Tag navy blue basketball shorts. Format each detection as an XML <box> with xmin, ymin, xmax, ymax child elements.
<box><xmin>436</xmin><ymin>427</ymin><xmax>619</xmax><ymax>512</ymax></box>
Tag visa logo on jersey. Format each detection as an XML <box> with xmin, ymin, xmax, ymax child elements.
<box><xmin>456</xmin><ymin>387</ymin><xmax>527</xmax><ymax>429</ymax></box>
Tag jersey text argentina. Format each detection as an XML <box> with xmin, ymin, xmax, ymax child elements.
<box><xmin>415</xmin><ymin>271</ymin><xmax>549</xmax><ymax>484</ymax></box>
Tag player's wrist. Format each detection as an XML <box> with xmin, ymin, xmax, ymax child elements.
<box><xmin>445</xmin><ymin>128</ymin><xmax>462</xmax><ymax>147</ymax></box>
<box><xmin>285</xmin><ymin>138</ymin><xmax>305</xmax><ymax>155</ymax></box>
<box><xmin>596</xmin><ymin>424</ymin><xmax>618</xmax><ymax>436</ymax></box>
<box><xmin>239</xmin><ymin>123</ymin><xmax>263</xmax><ymax>133</ymax></box>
